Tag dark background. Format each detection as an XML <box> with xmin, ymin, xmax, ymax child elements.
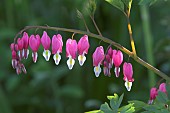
<box><xmin>0</xmin><ymin>0</ymin><xmax>170</xmax><ymax>113</ymax></box>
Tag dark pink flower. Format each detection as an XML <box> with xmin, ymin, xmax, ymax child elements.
<box><xmin>92</xmin><ymin>46</ymin><xmax>104</xmax><ymax>77</ymax></box>
<box><xmin>10</xmin><ymin>43</ymin><xmax>18</xmax><ymax>51</ymax></box>
<box><xmin>108</xmin><ymin>47</ymin><xmax>113</xmax><ymax>58</ymax></box>
<box><xmin>52</xmin><ymin>34</ymin><xmax>63</xmax><ymax>65</ymax></box>
<box><xmin>22</xmin><ymin>32</ymin><xmax>29</xmax><ymax>59</ymax></box>
<box><xmin>11</xmin><ymin>50</ymin><xmax>18</xmax><ymax>69</ymax></box>
<box><xmin>148</xmin><ymin>87</ymin><xmax>158</xmax><ymax>104</ymax></box>
<box><xmin>41</xmin><ymin>31</ymin><xmax>51</xmax><ymax>61</ymax></box>
<box><xmin>159</xmin><ymin>83</ymin><xmax>167</xmax><ymax>93</ymax></box>
<box><xmin>77</xmin><ymin>35</ymin><xmax>90</xmax><ymax>66</ymax></box>
<box><xmin>17</xmin><ymin>38</ymin><xmax>24</xmax><ymax>59</ymax></box>
<box><xmin>112</xmin><ymin>50</ymin><xmax>123</xmax><ymax>77</ymax></box>
<box><xmin>29</xmin><ymin>35</ymin><xmax>41</xmax><ymax>63</ymax></box>
<box><xmin>123</xmin><ymin>62</ymin><xmax>134</xmax><ymax>91</ymax></box>
<box><xmin>66</xmin><ymin>38</ymin><xmax>77</xmax><ymax>70</ymax></box>
<box><xmin>103</xmin><ymin>61</ymin><xmax>110</xmax><ymax>76</ymax></box>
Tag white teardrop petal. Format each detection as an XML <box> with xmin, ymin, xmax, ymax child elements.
<box><xmin>94</xmin><ymin>65</ymin><xmax>101</xmax><ymax>77</ymax></box>
<box><xmin>25</xmin><ymin>49</ymin><xmax>29</xmax><ymax>59</ymax></box>
<box><xmin>43</xmin><ymin>50</ymin><xmax>51</xmax><ymax>61</ymax></box>
<box><xmin>67</xmin><ymin>57</ymin><xmax>75</xmax><ymax>70</ymax></box>
<box><xmin>125</xmin><ymin>81</ymin><xmax>132</xmax><ymax>91</ymax></box>
<box><xmin>53</xmin><ymin>53</ymin><xmax>61</xmax><ymax>65</ymax></box>
<box><xmin>32</xmin><ymin>52</ymin><xmax>38</xmax><ymax>63</ymax></box>
<box><xmin>114</xmin><ymin>67</ymin><xmax>120</xmax><ymax>78</ymax></box>
<box><xmin>78</xmin><ymin>55</ymin><xmax>86</xmax><ymax>66</ymax></box>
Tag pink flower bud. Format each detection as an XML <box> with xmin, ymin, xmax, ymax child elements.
<box><xmin>10</xmin><ymin>43</ymin><xmax>18</xmax><ymax>51</ymax></box>
<box><xmin>148</xmin><ymin>87</ymin><xmax>158</xmax><ymax>104</ymax></box>
<box><xmin>112</xmin><ymin>50</ymin><xmax>123</xmax><ymax>77</ymax></box>
<box><xmin>66</xmin><ymin>38</ymin><xmax>77</xmax><ymax>70</ymax></box>
<box><xmin>92</xmin><ymin>46</ymin><xmax>104</xmax><ymax>77</ymax></box>
<box><xmin>52</xmin><ymin>34</ymin><xmax>63</xmax><ymax>65</ymax></box>
<box><xmin>17</xmin><ymin>38</ymin><xmax>24</xmax><ymax>50</ymax></box>
<box><xmin>41</xmin><ymin>31</ymin><xmax>51</xmax><ymax>50</ymax></box>
<box><xmin>29</xmin><ymin>35</ymin><xmax>41</xmax><ymax>63</ymax></box>
<box><xmin>77</xmin><ymin>35</ymin><xmax>90</xmax><ymax>66</ymax></box>
<box><xmin>108</xmin><ymin>47</ymin><xmax>113</xmax><ymax>58</ymax></box>
<box><xmin>29</xmin><ymin>35</ymin><xmax>41</xmax><ymax>52</ymax></box>
<box><xmin>22</xmin><ymin>32</ymin><xmax>29</xmax><ymax>49</ymax></box>
<box><xmin>159</xmin><ymin>83</ymin><xmax>167</xmax><ymax>93</ymax></box>
<box><xmin>123</xmin><ymin>62</ymin><xmax>134</xmax><ymax>91</ymax></box>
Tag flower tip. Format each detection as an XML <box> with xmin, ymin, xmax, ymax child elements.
<box><xmin>43</xmin><ymin>50</ymin><xmax>51</xmax><ymax>61</ymax></box>
<box><xmin>67</xmin><ymin>57</ymin><xmax>75</xmax><ymax>70</ymax></box>
<box><xmin>78</xmin><ymin>55</ymin><xmax>86</xmax><ymax>66</ymax></box>
<box><xmin>114</xmin><ymin>67</ymin><xmax>120</xmax><ymax>78</ymax></box>
<box><xmin>94</xmin><ymin>65</ymin><xmax>101</xmax><ymax>77</ymax></box>
<box><xmin>125</xmin><ymin>81</ymin><xmax>132</xmax><ymax>91</ymax></box>
<box><xmin>53</xmin><ymin>53</ymin><xmax>61</xmax><ymax>65</ymax></box>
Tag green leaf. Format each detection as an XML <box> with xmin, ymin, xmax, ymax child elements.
<box><xmin>85</xmin><ymin>110</ymin><xmax>103</xmax><ymax>113</ymax></box>
<box><xmin>119</xmin><ymin>103</ymin><xmax>135</xmax><ymax>113</ymax></box>
<box><xmin>100</xmin><ymin>102</ymin><xmax>113</xmax><ymax>113</ymax></box>
<box><xmin>141</xmin><ymin>111</ymin><xmax>154</xmax><ymax>113</ymax></box>
<box><xmin>105</xmin><ymin>0</ymin><xmax>124</xmax><ymax>12</ymax></box>
<box><xmin>156</xmin><ymin>91</ymin><xmax>168</xmax><ymax>103</ymax></box>
<box><xmin>128</xmin><ymin>100</ymin><xmax>147</xmax><ymax>112</ymax></box>
<box><xmin>139</xmin><ymin>0</ymin><xmax>157</xmax><ymax>6</ymax></box>
<box><xmin>143</xmin><ymin>104</ymin><xmax>164</xmax><ymax>111</ymax></box>
<box><xmin>117</xmin><ymin>93</ymin><xmax>124</xmax><ymax>108</ymax></box>
<box><xmin>88</xmin><ymin>0</ymin><xmax>96</xmax><ymax>15</ymax></box>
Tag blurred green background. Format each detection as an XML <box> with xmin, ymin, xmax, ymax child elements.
<box><xmin>0</xmin><ymin>0</ymin><xmax>170</xmax><ymax>113</ymax></box>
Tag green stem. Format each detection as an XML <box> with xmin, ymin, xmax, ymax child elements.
<box><xmin>14</xmin><ymin>25</ymin><xmax>170</xmax><ymax>82</ymax></box>
<box><xmin>140</xmin><ymin>5</ymin><xmax>156</xmax><ymax>87</ymax></box>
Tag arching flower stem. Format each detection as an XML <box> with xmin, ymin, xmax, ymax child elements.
<box><xmin>13</xmin><ymin>25</ymin><xmax>170</xmax><ymax>81</ymax></box>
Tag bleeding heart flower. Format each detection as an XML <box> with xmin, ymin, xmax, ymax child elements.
<box><xmin>66</xmin><ymin>38</ymin><xmax>77</xmax><ymax>70</ymax></box>
<box><xmin>10</xmin><ymin>43</ymin><xmax>18</xmax><ymax>51</ymax></box>
<box><xmin>11</xmin><ymin>50</ymin><xmax>18</xmax><ymax>69</ymax></box>
<box><xmin>112</xmin><ymin>50</ymin><xmax>123</xmax><ymax>77</ymax></box>
<box><xmin>123</xmin><ymin>62</ymin><xmax>134</xmax><ymax>91</ymax></box>
<box><xmin>159</xmin><ymin>83</ymin><xmax>167</xmax><ymax>94</ymax></box>
<box><xmin>77</xmin><ymin>35</ymin><xmax>90</xmax><ymax>66</ymax></box>
<box><xmin>29</xmin><ymin>34</ymin><xmax>41</xmax><ymax>63</ymax></box>
<box><xmin>22</xmin><ymin>32</ymin><xmax>29</xmax><ymax>59</ymax></box>
<box><xmin>17</xmin><ymin>38</ymin><xmax>24</xmax><ymax>59</ymax></box>
<box><xmin>52</xmin><ymin>34</ymin><xmax>63</xmax><ymax>65</ymax></box>
<box><xmin>148</xmin><ymin>87</ymin><xmax>158</xmax><ymax>104</ymax></box>
<box><xmin>41</xmin><ymin>31</ymin><xmax>51</xmax><ymax>61</ymax></box>
<box><xmin>92</xmin><ymin>46</ymin><xmax>104</xmax><ymax>77</ymax></box>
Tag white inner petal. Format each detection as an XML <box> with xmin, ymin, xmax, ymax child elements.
<box><xmin>32</xmin><ymin>52</ymin><xmax>38</xmax><ymax>63</ymax></box>
<box><xmin>26</xmin><ymin>49</ymin><xmax>29</xmax><ymax>59</ymax></box>
<box><xmin>67</xmin><ymin>57</ymin><xmax>75</xmax><ymax>70</ymax></box>
<box><xmin>78</xmin><ymin>55</ymin><xmax>86</xmax><ymax>66</ymax></box>
<box><xmin>94</xmin><ymin>64</ymin><xmax>101</xmax><ymax>77</ymax></box>
<box><xmin>43</xmin><ymin>50</ymin><xmax>51</xmax><ymax>61</ymax></box>
<box><xmin>114</xmin><ymin>67</ymin><xmax>120</xmax><ymax>78</ymax></box>
<box><xmin>53</xmin><ymin>53</ymin><xmax>61</xmax><ymax>65</ymax></box>
<box><xmin>22</xmin><ymin>49</ymin><xmax>25</xmax><ymax>58</ymax></box>
<box><xmin>125</xmin><ymin>81</ymin><xmax>132</xmax><ymax>91</ymax></box>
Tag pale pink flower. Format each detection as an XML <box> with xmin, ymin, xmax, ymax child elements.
<box><xmin>77</xmin><ymin>35</ymin><xmax>90</xmax><ymax>66</ymax></box>
<box><xmin>66</xmin><ymin>39</ymin><xmax>77</xmax><ymax>70</ymax></box>
<box><xmin>92</xmin><ymin>46</ymin><xmax>104</xmax><ymax>77</ymax></box>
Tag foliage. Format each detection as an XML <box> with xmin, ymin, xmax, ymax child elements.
<box><xmin>87</xmin><ymin>83</ymin><xmax>170</xmax><ymax>113</ymax></box>
<box><xmin>0</xmin><ymin>0</ymin><xmax>170</xmax><ymax>113</ymax></box>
